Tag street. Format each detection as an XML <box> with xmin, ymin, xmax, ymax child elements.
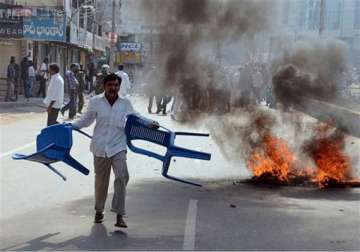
<box><xmin>0</xmin><ymin>97</ymin><xmax>359</xmax><ymax>251</ymax></box>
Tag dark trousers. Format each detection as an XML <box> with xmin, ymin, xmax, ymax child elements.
<box><xmin>61</xmin><ymin>89</ymin><xmax>77</xmax><ymax>119</ymax></box>
<box><xmin>47</xmin><ymin>108</ymin><xmax>60</xmax><ymax>126</ymax></box>
<box><xmin>21</xmin><ymin>77</ymin><xmax>27</xmax><ymax>96</ymax></box>
<box><xmin>148</xmin><ymin>95</ymin><xmax>157</xmax><ymax>112</ymax></box>
<box><xmin>78</xmin><ymin>88</ymin><xmax>84</xmax><ymax>113</ymax></box>
<box><xmin>37</xmin><ymin>78</ymin><xmax>46</xmax><ymax>98</ymax></box>
<box><xmin>156</xmin><ymin>96</ymin><xmax>172</xmax><ymax>114</ymax></box>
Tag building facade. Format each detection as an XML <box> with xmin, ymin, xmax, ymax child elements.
<box><xmin>279</xmin><ymin>0</ymin><xmax>360</xmax><ymax>67</ymax></box>
<box><xmin>0</xmin><ymin>0</ymin><xmax>109</xmax><ymax>99</ymax></box>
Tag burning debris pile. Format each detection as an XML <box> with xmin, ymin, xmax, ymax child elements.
<box><xmin>248</xmin><ymin>118</ymin><xmax>360</xmax><ymax>188</ymax></box>
<box><xmin>139</xmin><ymin>0</ymin><xmax>360</xmax><ymax>188</ymax></box>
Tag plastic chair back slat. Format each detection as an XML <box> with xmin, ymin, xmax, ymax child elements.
<box><xmin>125</xmin><ymin>114</ymin><xmax>211</xmax><ymax>187</ymax></box>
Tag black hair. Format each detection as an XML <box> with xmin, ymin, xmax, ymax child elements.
<box><xmin>44</xmin><ymin>57</ymin><xmax>49</xmax><ymax>62</ymax></box>
<box><xmin>103</xmin><ymin>73</ymin><xmax>122</xmax><ymax>85</ymax></box>
<box><xmin>118</xmin><ymin>64</ymin><xmax>124</xmax><ymax>71</ymax></box>
<box><xmin>49</xmin><ymin>63</ymin><xmax>60</xmax><ymax>73</ymax></box>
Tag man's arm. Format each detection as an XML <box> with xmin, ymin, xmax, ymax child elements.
<box><xmin>47</xmin><ymin>101</ymin><xmax>55</xmax><ymax>113</ymax></box>
<box><xmin>71</xmin><ymin>99</ymin><xmax>96</xmax><ymax>129</ymax></box>
<box><xmin>125</xmin><ymin>100</ymin><xmax>159</xmax><ymax>129</ymax></box>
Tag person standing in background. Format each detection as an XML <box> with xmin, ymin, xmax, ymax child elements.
<box><xmin>76</xmin><ymin>64</ymin><xmax>86</xmax><ymax>114</ymax></box>
<box><xmin>43</xmin><ymin>63</ymin><xmax>64</xmax><ymax>126</ymax></box>
<box><xmin>61</xmin><ymin>63</ymin><xmax>79</xmax><ymax>119</ymax></box>
<box><xmin>20</xmin><ymin>56</ymin><xmax>29</xmax><ymax>97</ymax></box>
<box><xmin>26</xmin><ymin>60</ymin><xmax>36</xmax><ymax>100</ymax></box>
<box><xmin>5</xmin><ymin>56</ymin><xmax>17</xmax><ymax>102</ymax></box>
<box><xmin>116</xmin><ymin>64</ymin><xmax>132</xmax><ymax>97</ymax></box>
<box><xmin>37</xmin><ymin>57</ymin><xmax>49</xmax><ymax>98</ymax></box>
<box><xmin>87</xmin><ymin>62</ymin><xmax>96</xmax><ymax>93</ymax></box>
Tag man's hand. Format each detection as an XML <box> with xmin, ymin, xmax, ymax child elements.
<box><xmin>47</xmin><ymin>106</ymin><xmax>52</xmax><ymax>114</ymax></box>
<box><xmin>150</xmin><ymin>121</ymin><xmax>160</xmax><ymax>129</ymax></box>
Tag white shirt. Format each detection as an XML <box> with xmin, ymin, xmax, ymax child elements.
<box><xmin>72</xmin><ymin>94</ymin><xmax>136</xmax><ymax>158</ymax></box>
<box><xmin>28</xmin><ymin>66</ymin><xmax>35</xmax><ymax>77</ymax></box>
<box><xmin>116</xmin><ymin>70</ymin><xmax>132</xmax><ymax>97</ymax></box>
<box><xmin>43</xmin><ymin>73</ymin><xmax>64</xmax><ymax>109</ymax></box>
<box><xmin>40</xmin><ymin>62</ymin><xmax>48</xmax><ymax>79</ymax></box>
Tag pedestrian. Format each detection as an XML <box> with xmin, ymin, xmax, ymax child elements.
<box><xmin>20</xmin><ymin>56</ymin><xmax>29</xmax><ymax>97</ymax></box>
<box><xmin>76</xmin><ymin>64</ymin><xmax>85</xmax><ymax>113</ymax></box>
<box><xmin>156</xmin><ymin>95</ymin><xmax>172</xmax><ymax>115</ymax></box>
<box><xmin>145</xmin><ymin>66</ymin><xmax>162</xmax><ymax>113</ymax></box>
<box><xmin>26</xmin><ymin>60</ymin><xmax>36</xmax><ymax>100</ymax></box>
<box><xmin>95</xmin><ymin>64</ymin><xmax>110</xmax><ymax>95</ymax></box>
<box><xmin>14</xmin><ymin>60</ymin><xmax>20</xmax><ymax>101</ymax></box>
<box><xmin>43</xmin><ymin>63</ymin><xmax>64</xmax><ymax>126</ymax></box>
<box><xmin>61</xmin><ymin>63</ymin><xmax>79</xmax><ymax>119</ymax></box>
<box><xmin>115</xmin><ymin>64</ymin><xmax>132</xmax><ymax>97</ymax></box>
<box><xmin>5</xmin><ymin>56</ymin><xmax>17</xmax><ymax>102</ymax></box>
<box><xmin>37</xmin><ymin>57</ymin><xmax>49</xmax><ymax>98</ymax></box>
<box><xmin>71</xmin><ymin>73</ymin><xmax>159</xmax><ymax>228</ymax></box>
<box><xmin>87</xmin><ymin>62</ymin><xmax>96</xmax><ymax>93</ymax></box>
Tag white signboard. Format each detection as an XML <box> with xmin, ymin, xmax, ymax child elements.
<box><xmin>120</xmin><ymin>42</ymin><xmax>141</xmax><ymax>52</ymax></box>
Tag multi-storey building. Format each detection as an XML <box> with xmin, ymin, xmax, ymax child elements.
<box><xmin>0</xmin><ymin>0</ymin><xmax>108</xmax><ymax>99</ymax></box>
<box><xmin>279</xmin><ymin>0</ymin><xmax>360</xmax><ymax>66</ymax></box>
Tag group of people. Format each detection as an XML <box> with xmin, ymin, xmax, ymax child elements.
<box><xmin>5</xmin><ymin>56</ymin><xmax>45</xmax><ymax>102</ymax></box>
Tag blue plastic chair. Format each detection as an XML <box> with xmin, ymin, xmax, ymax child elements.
<box><xmin>125</xmin><ymin>114</ymin><xmax>211</xmax><ymax>187</ymax></box>
<box><xmin>12</xmin><ymin>124</ymin><xmax>92</xmax><ymax>181</ymax></box>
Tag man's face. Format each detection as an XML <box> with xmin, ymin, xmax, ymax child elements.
<box><xmin>104</xmin><ymin>79</ymin><xmax>120</xmax><ymax>98</ymax></box>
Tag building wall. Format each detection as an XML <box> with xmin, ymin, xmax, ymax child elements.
<box><xmin>0</xmin><ymin>0</ymin><xmax>63</xmax><ymax>6</ymax></box>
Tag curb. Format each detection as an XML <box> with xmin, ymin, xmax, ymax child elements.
<box><xmin>0</xmin><ymin>98</ymin><xmax>45</xmax><ymax>109</ymax></box>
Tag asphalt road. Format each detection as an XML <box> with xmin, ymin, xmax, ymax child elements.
<box><xmin>0</xmin><ymin>96</ymin><xmax>359</xmax><ymax>251</ymax></box>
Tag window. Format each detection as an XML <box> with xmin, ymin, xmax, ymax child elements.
<box><xmin>324</xmin><ymin>0</ymin><xmax>342</xmax><ymax>30</ymax></box>
<box><xmin>355</xmin><ymin>0</ymin><xmax>360</xmax><ymax>29</ymax></box>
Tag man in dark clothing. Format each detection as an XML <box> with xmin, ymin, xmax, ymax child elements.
<box><xmin>61</xmin><ymin>63</ymin><xmax>79</xmax><ymax>119</ymax></box>
<box><xmin>20</xmin><ymin>57</ymin><xmax>28</xmax><ymax>97</ymax></box>
<box><xmin>5</xmin><ymin>56</ymin><xmax>18</xmax><ymax>101</ymax></box>
<box><xmin>87</xmin><ymin>62</ymin><xmax>96</xmax><ymax>93</ymax></box>
<box><xmin>76</xmin><ymin>64</ymin><xmax>86</xmax><ymax>113</ymax></box>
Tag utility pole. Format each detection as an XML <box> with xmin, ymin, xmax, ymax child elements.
<box><xmin>319</xmin><ymin>0</ymin><xmax>325</xmax><ymax>36</ymax></box>
<box><xmin>109</xmin><ymin>0</ymin><xmax>116</xmax><ymax>70</ymax></box>
<box><xmin>92</xmin><ymin>0</ymin><xmax>97</xmax><ymax>60</ymax></box>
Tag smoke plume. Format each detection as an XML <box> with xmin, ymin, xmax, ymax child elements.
<box><xmin>141</xmin><ymin>0</ymin><xmax>273</xmax><ymax>120</ymax></box>
<box><xmin>271</xmin><ymin>39</ymin><xmax>347</xmax><ymax>107</ymax></box>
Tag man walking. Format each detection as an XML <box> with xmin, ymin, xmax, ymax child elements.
<box><xmin>43</xmin><ymin>63</ymin><xmax>64</xmax><ymax>126</ymax></box>
<box><xmin>72</xmin><ymin>73</ymin><xmax>158</xmax><ymax>228</ymax></box>
<box><xmin>61</xmin><ymin>63</ymin><xmax>78</xmax><ymax>119</ymax></box>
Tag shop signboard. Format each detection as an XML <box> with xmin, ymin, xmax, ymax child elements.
<box><xmin>118</xmin><ymin>42</ymin><xmax>142</xmax><ymax>64</ymax></box>
<box><xmin>23</xmin><ymin>8</ymin><xmax>66</xmax><ymax>42</ymax></box>
<box><xmin>0</xmin><ymin>3</ymin><xmax>24</xmax><ymax>39</ymax></box>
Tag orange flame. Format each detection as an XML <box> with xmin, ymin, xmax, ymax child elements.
<box><xmin>247</xmin><ymin>126</ymin><xmax>358</xmax><ymax>188</ymax></box>
<box><xmin>310</xmin><ymin>137</ymin><xmax>352</xmax><ymax>187</ymax></box>
<box><xmin>248</xmin><ymin>134</ymin><xmax>295</xmax><ymax>182</ymax></box>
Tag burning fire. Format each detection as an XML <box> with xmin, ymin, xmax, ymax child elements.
<box><xmin>247</xmin><ymin>124</ymin><xmax>359</xmax><ymax>188</ymax></box>
<box><xmin>307</xmin><ymin>125</ymin><xmax>354</xmax><ymax>188</ymax></box>
<box><xmin>248</xmin><ymin>134</ymin><xmax>295</xmax><ymax>183</ymax></box>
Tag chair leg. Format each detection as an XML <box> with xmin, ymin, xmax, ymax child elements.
<box><xmin>161</xmin><ymin>156</ymin><xmax>202</xmax><ymax>187</ymax></box>
<box><xmin>62</xmin><ymin>155</ymin><xmax>90</xmax><ymax>175</ymax></box>
<box><xmin>45</xmin><ymin>164</ymin><xmax>67</xmax><ymax>181</ymax></box>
